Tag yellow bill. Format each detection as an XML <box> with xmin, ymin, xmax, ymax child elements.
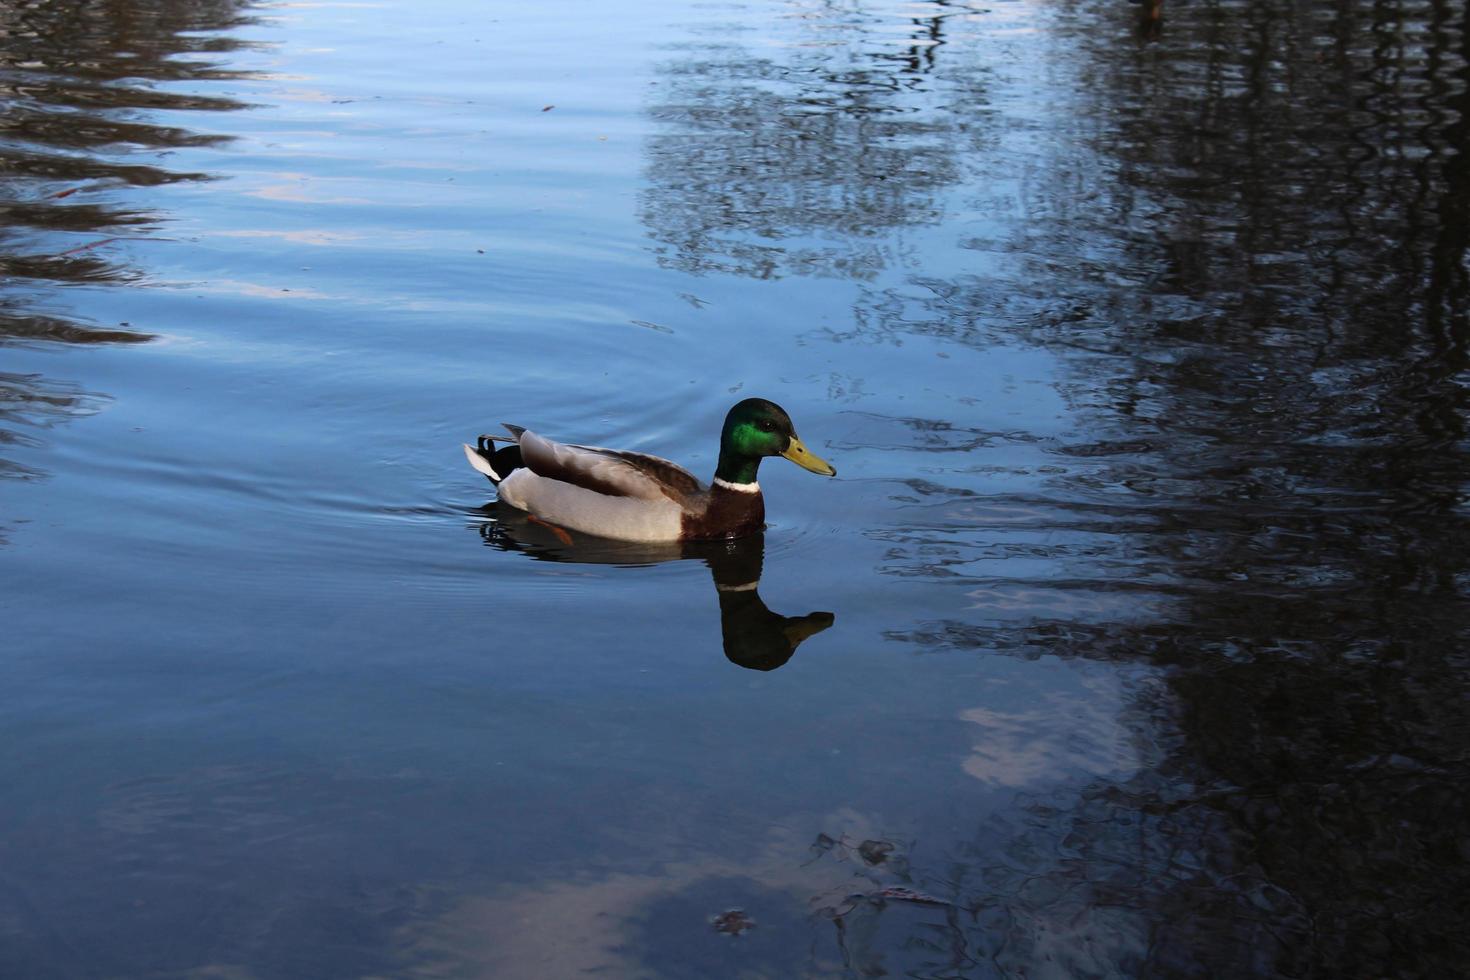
<box><xmin>782</xmin><ymin>435</ymin><xmax>837</xmax><ymax>476</ymax></box>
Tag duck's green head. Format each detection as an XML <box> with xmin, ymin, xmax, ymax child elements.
<box><xmin>716</xmin><ymin>398</ymin><xmax>837</xmax><ymax>485</ymax></box>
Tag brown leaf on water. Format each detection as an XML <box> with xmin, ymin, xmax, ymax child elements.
<box><xmin>858</xmin><ymin>839</ymin><xmax>895</xmax><ymax>865</ymax></box>
<box><xmin>711</xmin><ymin>908</ymin><xmax>755</xmax><ymax>936</ymax></box>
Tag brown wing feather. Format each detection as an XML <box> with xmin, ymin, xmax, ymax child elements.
<box><xmin>514</xmin><ymin>430</ymin><xmax>707</xmax><ymax>508</ymax></box>
<box><xmin>603</xmin><ymin>450</ymin><xmax>706</xmax><ymax>506</ymax></box>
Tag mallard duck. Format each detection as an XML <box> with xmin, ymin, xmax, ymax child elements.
<box><xmin>463</xmin><ymin>398</ymin><xmax>836</xmax><ymax>542</ymax></box>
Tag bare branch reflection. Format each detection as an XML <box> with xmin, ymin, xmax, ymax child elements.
<box><xmin>839</xmin><ymin>0</ymin><xmax>1470</xmax><ymax>974</ymax></box>
<box><xmin>641</xmin><ymin>1</ymin><xmax>992</xmax><ymax>279</ymax></box>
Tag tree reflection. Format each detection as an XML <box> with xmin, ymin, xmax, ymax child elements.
<box><xmin>847</xmin><ymin>0</ymin><xmax>1470</xmax><ymax>974</ymax></box>
<box><xmin>0</xmin><ymin>0</ymin><xmax>253</xmax><ymax>496</ymax></box>
<box><xmin>641</xmin><ymin>1</ymin><xmax>992</xmax><ymax>279</ymax></box>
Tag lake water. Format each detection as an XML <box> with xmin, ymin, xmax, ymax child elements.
<box><xmin>3</xmin><ymin>0</ymin><xmax>1468</xmax><ymax>977</ymax></box>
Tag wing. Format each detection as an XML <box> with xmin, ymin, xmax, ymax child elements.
<box><xmin>604</xmin><ymin>449</ymin><xmax>705</xmax><ymax>501</ymax></box>
<box><xmin>515</xmin><ymin>429</ymin><xmax>706</xmax><ymax>506</ymax></box>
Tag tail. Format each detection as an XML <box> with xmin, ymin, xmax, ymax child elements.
<box><xmin>463</xmin><ymin>434</ymin><xmax>525</xmax><ymax>485</ymax></box>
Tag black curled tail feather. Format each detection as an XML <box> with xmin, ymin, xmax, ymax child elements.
<box><xmin>471</xmin><ymin>436</ymin><xmax>525</xmax><ymax>485</ymax></box>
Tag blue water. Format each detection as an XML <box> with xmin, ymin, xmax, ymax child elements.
<box><xmin>3</xmin><ymin>0</ymin><xmax>1467</xmax><ymax>976</ymax></box>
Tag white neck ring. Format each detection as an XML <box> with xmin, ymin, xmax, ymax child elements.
<box><xmin>713</xmin><ymin>477</ymin><xmax>760</xmax><ymax>493</ymax></box>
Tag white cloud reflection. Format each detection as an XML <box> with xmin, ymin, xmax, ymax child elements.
<box><xmin>959</xmin><ymin>674</ymin><xmax>1144</xmax><ymax>788</ymax></box>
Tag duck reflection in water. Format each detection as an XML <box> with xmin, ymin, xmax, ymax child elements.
<box><xmin>474</xmin><ymin>503</ymin><xmax>834</xmax><ymax>671</ymax></box>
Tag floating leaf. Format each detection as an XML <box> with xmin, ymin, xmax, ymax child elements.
<box><xmin>711</xmin><ymin>908</ymin><xmax>756</xmax><ymax>936</ymax></box>
<box><xmin>858</xmin><ymin>839</ymin><xmax>895</xmax><ymax>865</ymax></box>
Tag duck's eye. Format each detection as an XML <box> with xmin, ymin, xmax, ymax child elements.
<box><xmin>758</xmin><ymin>419</ymin><xmax>776</xmax><ymax>432</ymax></box>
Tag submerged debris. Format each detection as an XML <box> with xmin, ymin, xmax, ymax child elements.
<box><xmin>857</xmin><ymin>839</ymin><xmax>895</xmax><ymax>866</ymax></box>
<box><xmin>711</xmin><ymin>908</ymin><xmax>756</xmax><ymax>936</ymax></box>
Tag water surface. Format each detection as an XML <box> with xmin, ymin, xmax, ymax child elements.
<box><xmin>2</xmin><ymin>0</ymin><xmax>1467</xmax><ymax>976</ymax></box>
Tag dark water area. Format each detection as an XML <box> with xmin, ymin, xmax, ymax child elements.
<box><xmin>2</xmin><ymin>0</ymin><xmax>1468</xmax><ymax>977</ymax></box>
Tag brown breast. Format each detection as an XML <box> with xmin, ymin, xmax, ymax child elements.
<box><xmin>681</xmin><ymin>486</ymin><xmax>765</xmax><ymax>540</ymax></box>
